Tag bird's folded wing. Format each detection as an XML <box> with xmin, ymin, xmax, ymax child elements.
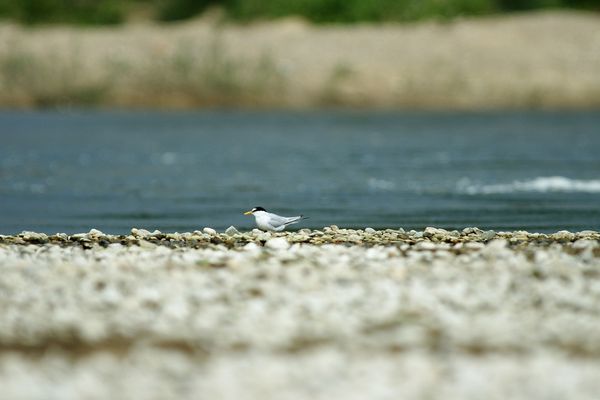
<box><xmin>267</xmin><ymin>214</ymin><xmax>291</xmax><ymax>226</ymax></box>
<box><xmin>268</xmin><ymin>214</ymin><xmax>304</xmax><ymax>226</ymax></box>
<box><xmin>282</xmin><ymin>216</ymin><xmax>303</xmax><ymax>225</ymax></box>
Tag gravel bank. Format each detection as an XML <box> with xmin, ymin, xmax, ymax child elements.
<box><xmin>1</xmin><ymin>227</ymin><xmax>599</xmax><ymax>399</ymax></box>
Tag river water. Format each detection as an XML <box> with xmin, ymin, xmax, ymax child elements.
<box><xmin>1</xmin><ymin>110</ymin><xmax>599</xmax><ymax>234</ymax></box>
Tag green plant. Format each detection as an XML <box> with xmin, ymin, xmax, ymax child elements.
<box><xmin>0</xmin><ymin>0</ymin><xmax>124</xmax><ymax>25</ymax></box>
<box><xmin>155</xmin><ymin>0</ymin><xmax>219</xmax><ymax>21</ymax></box>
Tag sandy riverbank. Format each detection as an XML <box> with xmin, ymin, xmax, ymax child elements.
<box><xmin>1</xmin><ymin>11</ymin><xmax>599</xmax><ymax>109</ymax></box>
<box><xmin>1</xmin><ymin>227</ymin><xmax>600</xmax><ymax>398</ymax></box>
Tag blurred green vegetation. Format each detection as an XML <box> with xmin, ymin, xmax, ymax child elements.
<box><xmin>0</xmin><ymin>0</ymin><xmax>124</xmax><ymax>24</ymax></box>
<box><xmin>0</xmin><ymin>0</ymin><xmax>598</xmax><ymax>25</ymax></box>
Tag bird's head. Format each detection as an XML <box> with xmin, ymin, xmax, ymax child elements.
<box><xmin>244</xmin><ymin>206</ymin><xmax>267</xmax><ymax>215</ymax></box>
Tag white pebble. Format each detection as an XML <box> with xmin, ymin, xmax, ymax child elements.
<box><xmin>203</xmin><ymin>227</ymin><xmax>217</xmax><ymax>235</ymax></box>
<box><xmin>265</xmin><ymin>237</ymin><xmax>290</xmax><ymax>250</ymax></box>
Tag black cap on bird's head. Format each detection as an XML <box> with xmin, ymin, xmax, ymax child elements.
<box><xmin>244</xmin><ymin>206</ymin><xmax>267</xmax><ymax>215</ymax></box>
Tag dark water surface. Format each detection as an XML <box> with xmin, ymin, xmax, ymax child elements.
<box><xmin>1</xmin><ymin>110</ymin><xmax>599</xmax><ymax>234</ymax></box>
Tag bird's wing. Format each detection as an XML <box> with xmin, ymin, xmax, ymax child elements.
<box><xmin>268</xmin><ymin>213</ymin><xmax>307</xmax><ymax>227</ymax></box>
<box><xmin>281</xmin><ymin>215</ymin><xmax>305</xmax><ymax>226</ymax></box>
<box><xmin>267</xmin><ymin>213</ymin><xmax>292</xmax><ymax>227</ymax></box>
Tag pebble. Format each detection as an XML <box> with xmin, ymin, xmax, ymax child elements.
<box><xmin>578</xmin><ymin>230</ymin><xmax>597</xmax><ymax>237</ymax></box>
<box><xmin>572</xmin><ymin>239</ymin><xmax>597</xmax><ymax>249</ymax></box>
<box><xmin>225</xmin><ymin>226</ymin><xmax>240</xmax><ymax>236</ymax></box>
<box><xmin>464</xmin><ymin>242</ymin><xmax>485</xmax><ymax>250</ymax></box>
<box><xmin>244</xmin><ymin>242</ymin><xmax>260</xmax><ymax>251</ymax></box>
<box><xmin>553</xmin><ymin>230</ymin><xmax>576</xmax><ymax>241</ymax></box>
<box><xmin>348</xmin><ymin>234</ymin><xmax>362</xmax><ymax>242</ymax></box>
<box><xmin>87</xmin><ymin>228</ymin><xmax>104</xmax><ymax>237</ymax></box>
<box><xmin>19</xmin><ymin>231</ymin><xmax>48</xmax><ymax>242</ymax></box>
<box><xmin>486</xmin><ymin>238</ymin><xmax>508</xmax><ymax>249</ymax></box>
<box><xmin>203</xmin><ymin>227</ymin><xmax>217</xmax><ymax>235</ymax></box>
<box><xmin>423</xmin><ymin>227</ymin><xmax>441</xmax><ymax>237</ymax></box>
<box><xmin>415</xmin><ymin>241</ymin><xmax>437</xmax><ymax>250</ymax></box>
<box><xmin>131</xmin><ymin>228</ymin><xmax>152</xmax><ymax>238</ymax></box>
<box><xmin>480</xmin><ymin>230</ymin><xmax>496</xmax><ymax>241</ymax></box>
<box><xmin>265</xmin><ymin>237</ymin><xmax>290</xmax><ymax>250</ymax></box>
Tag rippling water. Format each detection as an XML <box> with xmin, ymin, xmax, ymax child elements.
<box><xmin>1</xmin><ymin>110</ymin><xmax>599</xmax><ymax>234</ymax></box>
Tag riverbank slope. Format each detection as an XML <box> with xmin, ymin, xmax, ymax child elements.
<box><xmin>1</xmin><ymin>11</ymin><xmax>599</xmax><ymax>109</ymax></box>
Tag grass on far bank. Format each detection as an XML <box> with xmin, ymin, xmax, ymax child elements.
<box><xmin>0</xmin><ymin>33</ymin><xmax>285</xmax><ymax>108</ymax></box>
<box><xmin>1</xmin><ymin>11</ymin><xmax>599</xmax><ymax>109</ymax></box>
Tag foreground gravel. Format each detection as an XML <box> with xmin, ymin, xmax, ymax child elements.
<box><xmin>1</xmin><ymin>227</ymin><xmax>599</xmax><ymax>399</ymax></box>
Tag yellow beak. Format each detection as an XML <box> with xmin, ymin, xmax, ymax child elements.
<box><xmin>243</xmin><ymin>210</ymin><xmax>253</xmax><ymax>215</ymax></box>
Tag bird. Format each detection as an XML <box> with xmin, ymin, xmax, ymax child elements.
<box><xmin>244</xmin><ymin>206</ymin><xmax>308</xmax><ymax>232</ymax></box>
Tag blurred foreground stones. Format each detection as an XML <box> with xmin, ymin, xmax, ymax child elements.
<box><xmin>1</xmin><ymin>227</ymin><xmax>600</xmax><ymax>399</ymax></box>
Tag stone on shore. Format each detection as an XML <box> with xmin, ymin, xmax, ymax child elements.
<box><xmin>225</xmin><ymin>226</ymin><xmax>240</xmax><ymax>236</ymax></box>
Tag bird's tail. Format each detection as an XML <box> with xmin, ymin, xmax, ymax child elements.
<box><xmin>284</xmin><ymin>215</ymin><xmax>309</xmax><ymax>226</ymax></box>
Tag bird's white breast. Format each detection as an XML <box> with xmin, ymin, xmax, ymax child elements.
<box><xmin>253</xmin><ymin>211</ymin><xmax>276</xmax><ymax>231</ymax></box>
